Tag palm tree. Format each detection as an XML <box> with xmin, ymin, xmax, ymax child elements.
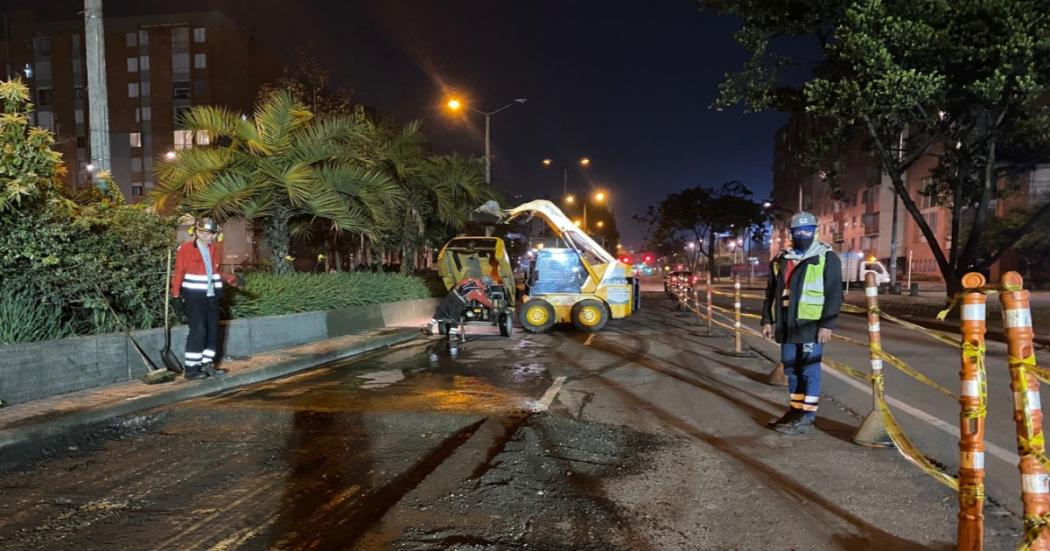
<box><xmin>152</xmin><ymin>90</ymin><xmax>400</xmax><ymax>273</ymax></box>
<box><xmin>354</xmin><ymin>117</ymin><xmax>494</xmax><ymax>272</ymax></box>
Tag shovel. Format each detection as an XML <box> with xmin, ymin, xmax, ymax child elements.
<box><xmin>94</xmin><ymin>284</ymin><xmax>176</xmax><ymax>385</ymax></box>
<box><xmin>161</xmin><ymin>249</ymin><xmax>184</xmax><ymax>373</ymax></box>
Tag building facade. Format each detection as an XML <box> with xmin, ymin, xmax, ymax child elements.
<box><xmin>770</xmin><ymin>115</ymin><xmax>1050</xmax><ymax>283</ymax></box>
<box><xmin>0</xmin><ymin>9</ymin><xmax>279</xmax><ymax>201</ymax></box>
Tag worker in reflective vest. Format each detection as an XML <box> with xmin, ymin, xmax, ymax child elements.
<box><xmin>171</xmin><ymin>218</ymin><xmax>237</xmax><ymax>380</ymax></box>
<box><xmin>761</xmin><ymin>211</ymin><xmax>843</xmax><ymax>434</ymax></box>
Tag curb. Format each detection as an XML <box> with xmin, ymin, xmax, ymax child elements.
<box><xmin>0</xmin><ymin>329</ymin><xmax>420</xmax><ymax>455</ymax></box>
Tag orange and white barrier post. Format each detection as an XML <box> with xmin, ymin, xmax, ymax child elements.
<box><xmin>852</xmin><ymin>272</ymin><xmax>893</xmax><ymax>447</ymax></box>
<box><xmin>706</xmin><ymin>272</ymin><xmax>714</xmax><ymax>336</ymax></box>
<box><xmin>734</xmin><ymin>276</ymin><xmax>743</xmax><ymax>354</ymax></box>
<box><xmin>999</xmin><ymin>272</ymin><xmax>1050</xmax><ymax>550</ymax></box>
<box><xmin>958</xmin><ymin>272</ymin><xmax>988</xmax><ymax>550</ymax></box>
<box><xmin>693</xmin><ymin>286</ymin><xmax>703</xmax><ymax>327</ymax></box>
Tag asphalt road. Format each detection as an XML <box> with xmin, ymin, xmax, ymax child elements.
<box><xmin>0</xmin><ymin>281</ymin><xmax>1024</xmax><ymax>549</ymax></box>
<box><xmin>706</xmin><ymin>281</ymin><xmax>1045</xmax><ymax>519</ymax></box>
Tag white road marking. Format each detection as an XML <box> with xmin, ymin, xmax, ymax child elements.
<box><xmin>822</xmin><ymin>362</ymin><xmax>1017</xmax><ymax>465</ymax></box>
<box><xmin>531</xmin><ymin>376</ymin><xmax>568</xmax><ymax>413</ymax></box>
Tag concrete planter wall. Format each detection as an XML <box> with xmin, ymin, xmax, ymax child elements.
<box><xmin>0</xmin><ymin>298</ymin><xmax>438</xmax><ymax>406</ymax></box>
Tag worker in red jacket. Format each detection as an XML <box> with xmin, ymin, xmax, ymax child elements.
<box><xmin>171</xmin><ymin>217</ymin><xmax>237</xmax><ymax>379</ymax></box>
<box><xmin>423</xmin><ymin>277</ymin><xmax>494</xmax><ymax>337</ymax></box>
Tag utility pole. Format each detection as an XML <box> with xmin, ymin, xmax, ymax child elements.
<box><xmin>888</xmin><ymin>131</ymin><xmax>905</xmax><ymax>293</ymax></box>
<box><xmin>84</xmin><ymin>0</ymin><xmax>110</xmax><ymax>189</ymax></box>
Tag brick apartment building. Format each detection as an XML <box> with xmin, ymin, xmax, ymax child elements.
<box><xmin>770</xmin><ymin>114</ymin><xmax>1050</xmax><ymax>282</ymax></box>
<box><xmin>0</xmin><ymin>8</ymin><xmax>279</xmax><ymax>200</ymax></box>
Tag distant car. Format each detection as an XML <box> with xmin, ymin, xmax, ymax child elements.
<box><xmin>664</xmin><ymin>271</ymin><xmax>699</xmax><ymax>295</ymax></box>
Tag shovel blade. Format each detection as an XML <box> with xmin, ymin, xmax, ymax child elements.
<box><xmin>161</xmin><ymin>348</ymin><xmax>184</xmax><ymax>373</ymax></box>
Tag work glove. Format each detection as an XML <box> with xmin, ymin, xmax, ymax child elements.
<box><xmin>761</xmin><ymin>324</ymin><xmax>774</xmax><ymax>340</ymax></box>
<box><xmin>817</xmin><ymin>327</ymin><xmax>833</xmax><ymax>344</ymax></box>
<box><xmin>173</xmin><ymin>296</ymin><xmax>185</xmax><ymax>314</ymax></box>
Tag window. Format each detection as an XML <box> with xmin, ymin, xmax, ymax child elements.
<box><xmin>140</xmin><ymin>81</ymin><xmax>150</xmax><ymax>96</ymax></box>
<box><xmin>173</xmin><ymin>81</ymin><xmax>191</xmax><ymax>99</ymax></box>
<box><xmin>126</xmin><ymin>32</ymin><xmax>138</xmax><ymax>47</ymax></box>
<box><xmin>74</xmin><ymin>109</ymin><xmax>84</xmax><ymax>124</ymax></box>
<box><xmin>128</xmin><ymin>82</ymin><xmax>139</xmax><ymax>98</ymax></box>
<box><xmin>36</xmin><ymin>88</ymin><xmax>53</xmax><ymax>106</ymax></box>
<box><xmin>174</xmin><ymin>106</ymin><xmax>192</xmax><ymax>124</ymax></box>
<box><xmin>36</xmin><ymin>111</ymin><xmax>53</xmax><ymax>130</ymax></box>
<box><xmin>194</xmin><ymin>53</ymin><xmax>207</xmax><ymax>69</ymax></box>
<box><xmin>141</xmin><ymin>106</ymin><xmax>152</xmax><ymax>121</ymax></box>
<box><xmin>172</xmin><ymin>53</ymin><xmax>190</xmax><ymax>72</ymax></box>
<box><xmin>173</xmin><ymin>130</ymin><xmax>193</xmax><ymax>151</ymax></box>
<box><xmin>76</xmin><ymin>136</ymin><xmax>86</xmax><ymax>148</ymax></box>
<box><xmin>139</xmin><ymin>55</ymin><xmax>150</xmax><ymax>71</ymax></box>
<box><xmin>193</xmin><ymin>27</ymin><xmax>206</xmax><ymax>42</ymax></box>
<box><xmin>131</xmin><ymin>183</ymin><xmax>144</xmax><ymax>197</ymax></box>
<box><xmin>129</xmin><ymin>132</ymin><xmax>142</xmax><ymax>148</ymax></box>
<box><xmin>33</xmin><ymin>37</ymin><xmax>52</xmax><ymax>57</ymax></box>
<box><xmin>74</xmin><ymin>86</ymin><xmax>85</xmax><ymax>99</ymax></box>
<box><xmin>131</xmin><ymin>157</ymin><xmax>143</xmax><ymax>172</ymax></box>
<box><xmin>138</xmin><ymin>30</ymin><xmax>149</xmax><ymax>46</ymax></box>
<box><xmin>127</xmin><ymin>57</ymin><xmax>138</xmax><ymax>72</ymax></box>
<box><xmin>35</xmin><ymin>60</ymin><xmax>51</xmax><ymax>80</ymax></box>
<box><xmin>172</xmin><ymin>27</ymin><xmax>190</xmax><ymax>45</ymax></box>
<box><xmin>195</xmin><ymin>131</ymin><xmax>210</xmax><ymax>146</ymax></box>
<box><xmin>134</xmin><ymin>107</ymin><xmax>140</xmax><ymax>122</ymax></box>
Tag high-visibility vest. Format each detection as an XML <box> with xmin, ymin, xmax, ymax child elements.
<box><xmin>797</xmin><ymin>253</ymin><xmax>826</xmax><ymax>320</ymax></box>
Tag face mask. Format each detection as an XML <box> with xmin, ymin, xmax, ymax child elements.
<box><xmin>791</xmin><ymin>227</ymin><xmax>816</xmax><ymax>252</ymax></box>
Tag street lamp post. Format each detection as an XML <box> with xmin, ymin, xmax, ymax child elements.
<box><xmin>543</xmin><ymin>157</ymin><xmax>591</xmax><ymax>198</ymax></box>
<box><xmin>446</xmin><ymin>97</ymin><xmax>527</xmax><ymax>184</ymax></box>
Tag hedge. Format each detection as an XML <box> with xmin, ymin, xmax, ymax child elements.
<box><xmin>227</xmin><ymin>272</ymin><xmax>434</xmax><ymax>318</ymax></box>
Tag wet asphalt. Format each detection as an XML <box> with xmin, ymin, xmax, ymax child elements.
<box><xmin>0</xmin><ymin>284</ymin><xmax>1027</xmax><ymax>549</ymax></box>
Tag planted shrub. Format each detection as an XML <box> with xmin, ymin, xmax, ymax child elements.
<box><xmin>0</xmin><ymin>286</ymin><xmax>73</xmax><ymax>345</ymax></box>
<box><xmin>229</xmin><ymin>272</ymin><xmax>433</xmax><ymax>318</ymax></box>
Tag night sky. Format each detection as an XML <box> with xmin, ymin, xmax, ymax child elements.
<box><xmin>15</xmin><ymin>0</ymin><xmax>803</xmax><ymax>247</ymax></box>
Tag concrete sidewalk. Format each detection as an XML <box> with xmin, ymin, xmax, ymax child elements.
<box><xmin>0</xmin><ymin>323</ymin><xmax>427</xmax><ymax>460</ymax></box>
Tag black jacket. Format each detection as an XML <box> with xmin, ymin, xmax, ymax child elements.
<box><xmin>761</xmin><ymin>245</ymin><xmax>843</xmax><ymax>344</ymax></box>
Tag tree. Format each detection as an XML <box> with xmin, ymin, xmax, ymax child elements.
<box><xmin>0</xmin><ymin>79</ymin><xmax>176</xmax><ymax>341</ymax></box>
<box><xmin>637</xmin><ymin>181</ymin><xmax>767</xmax><ymax>276</ymax></box>
<box><xmin>0</xmin><ymin>79</ymin><xmax>66</xmax><ymax>213</ymax></box>
<box><xmin>152</xmin><ymin>89</ymin><xmax>400</xmax><ymax>274</ymax></box>
<box><xmin>336</xmin><ymin>111</ymin><xmax>496</xmax><ymax>272</ymax></box>
<box><xmin>705</xmin><ymin>0</ymin><xmax>1050</xmax><ymax>294</ymax></box>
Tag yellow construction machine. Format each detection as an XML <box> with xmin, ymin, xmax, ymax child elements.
<box><xmin>436</xmin><ymin>199</ymin><xmax>638</xmax><ymax>334</ymax></box>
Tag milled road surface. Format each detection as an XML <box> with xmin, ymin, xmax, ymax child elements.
<box><xmin>0</xmin><ymin>283</ymin><xmax>1024</xmax><ymax>549</ymax></box>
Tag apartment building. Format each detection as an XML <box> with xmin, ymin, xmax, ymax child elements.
<box><xmin>0</xmin><ymin>8</ymin><xmax>279</xmax><ymax>200</ymax></box>
<box><xmin>770</xmin><ymin>115</ymin><xmax>1050</xmax><ymax>282</ymax></box>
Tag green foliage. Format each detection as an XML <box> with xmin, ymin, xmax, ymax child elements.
<box><xmin>0</xmin><ymin>78</ymin><xmax>67</xmax><ymax>213</ymax></box>
<box><xmin>637</xmin><ymin>181</ymin><xmax>768</xmax><ymax>273</ymax></box>
<box><xmin>153</xmin><ymin>89</ymin><xmax>402</xmax><ymax>274</ymax></box>
<box><xmin>705</xmin><ymin>0</ymin><xmax>1050</xmax><ymax>292</ymax></box>
<box><xmin>0</xmin><ymin>77</ymin><xmax>178</xmax><ymax>342</ymax></box>
<box><xmin>228</xmin><ymin>271</ymin><xmax>433</xmax><ymax>318</ymax></box>
<box><xmin>0</xmin><ymin>285</ymin><xmax>73</xmax><ymax>345</ymax></box>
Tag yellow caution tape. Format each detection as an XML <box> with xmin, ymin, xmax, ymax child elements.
<box><xmin>831</xmin><ymin>334</ymin><xmax>958</xmax><ymax>399</ymax></box>
<box><xmin>961</xmin><ymin>342</ymin><xmax>988</xmax><ymax>420</ymax></box>
<box><xmin>872</xmin><ymin>372</ymin><xmax>960</xmax><ymax>491</ymax></box>
<box><xmin>959</xmin><ymin>484</ymin><xmax>985</xmax><ymax>508</ymax></box>
<box><xmin>1020</xmin><ymin>513</ymin><xmax>1050</xmax><ymax>551</ymax></box>
<box><xmin>822</xmin><ymin>358</ymin><xmax>873</xmax><ymax>384</ymax></box>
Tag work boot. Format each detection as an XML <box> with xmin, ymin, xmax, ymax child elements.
<box><xmin>184</xmin><ymin>369</ymin><xmax>209</xmax><ymax>381</ymax></box>
<box><xmin>201</xmin><ymin>363</ymin><xmax>227</xmax><ymax>377</ymax></box>
<box><xmin>775</xmin><ymin>414</ymin><xmax>816</xmax><ymax>435</ymax></box>
<box><xmin>768</xmin><ymin>409</ymin><xmax>799</xmax><ymax>428</ymax></box>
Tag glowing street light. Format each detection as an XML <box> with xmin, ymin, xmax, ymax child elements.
<box><xmin>596</xmin><ymin>220</ymin><xmax>604</xmax><ymax>229</ymax></box>
<box><xmin>593</xmin><ymin>191</ymin><xmax>606</xmax><ymax>203</ymax></box>
<box><xmin>573</xmin><ymin>219</ymin><xmax>583</xmax><ymax>227</ymax></box>
<box><xmin>579</xmin><ymin>157</ymin><xmax>591</xmax><ymax>167</ymax></box>
<box><xmin>165</xmin><ymin>151</ymin><xmax>177</xmax><ymax>160</ymax></box>
<box><xmin>565</xmin><ymin>194</ymin><xmax>576</xmax><ymax>204</ymax></box>
<box><xmin>443</xmin><ymin>95</ymin><xmax>527</xmax><ymax>184</ymax></box>
<box><xmin>542</xmin><ymin>158</ymin><xmax>552</xmax><ymax>167</ymax></box>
